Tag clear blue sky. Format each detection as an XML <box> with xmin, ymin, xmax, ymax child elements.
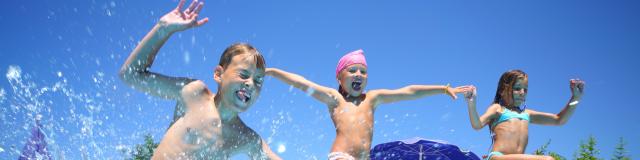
<box><xmin>1</xmin><ymin>0</ymin><xmax>639</xmax><ymax>159</ymax></box>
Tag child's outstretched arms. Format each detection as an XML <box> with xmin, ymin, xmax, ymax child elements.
<box><xmin>370</xmin><ymin>84</ymin><xmax>474</xmax><ymax>106</ymax></box>
<box><xmin>266</xmin><ymin>68</ymin><xmax>341</xmax><ymax>106</ymax></box>
<box><xmin>119</xmin><ymin>0</ymin><xmax>209</xmax><ymax>100</ymax></box>
<box><xmin>529</xmin><ymin>79</ymin><xmax>585</xmax><ymax>125</ymax></box>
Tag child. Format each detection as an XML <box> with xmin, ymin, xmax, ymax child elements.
<box><xmin>463</xmin><ymin>70</ymin><xmax>584</xmax><ymax>160</ymax></box>
<box><xmin>119</xmin><ymin>0</ymin><xmax>280</xmax><ymax>159</ymax></box>
<box><xmin>266</xmin><ymin>49</ymin><xmax>473</xmax><ymax>159</ymax></box>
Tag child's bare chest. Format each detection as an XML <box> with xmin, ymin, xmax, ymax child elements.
<box><xmin>332</xmin><ymin>101</ymin><xmax>375</xmax><ymax>128</ymax></box>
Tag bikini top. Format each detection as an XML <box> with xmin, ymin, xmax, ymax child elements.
<box><xmin>491</xmin><ymin>107</ymin><xmax>530</xmax><ymax>128</ymax></box>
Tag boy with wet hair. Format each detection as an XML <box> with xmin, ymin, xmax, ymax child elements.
<box><xmin>119</xmin><ymin>0</ymin><xmax>280</xmax><ymax>159</ymax></box>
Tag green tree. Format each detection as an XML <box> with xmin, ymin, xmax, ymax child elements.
<box><xmin>533</xmin><ymin>139</ymin><xmax>566</xmax><ymax>160</ymax></box>
<box><xmin>549</xmin><ymin>152</ymin><xmax>566</xmax><ymax>160</ymax></box>
<box><xmin>534</xmin><ymin>140</ymin><xmax>551</xmax><ymax>155</ymax></box>
<box><xmin>575</xmin><ymin>135</ymin><xmax>601</xmax><ymax>160</ymax></box>
<box><xmin>129</xmin><ymin>134</ymin><xmax>159</xmax><ymax>160</ymax></box>
<box><xmin>612</xmin><ymin>137</ymin><xmax>631</xmax><ymax>160</ymax></box>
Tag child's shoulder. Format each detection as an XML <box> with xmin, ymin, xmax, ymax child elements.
<box><xmin>488</xmin><ymin>103</ymin><xmax>503</xmax><ymax>112</ymax></box>
<box><xmin>181</xmin><ymin>80</ymin><xmax>213</xmax><ymax>97</ymax></box>
<box><xmin>365</xmin><ymin>89</ymin><xmax>387</xmax><ymax>97</ymax></box>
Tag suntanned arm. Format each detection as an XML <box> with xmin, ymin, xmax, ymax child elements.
<box><xmin>464</xmin><ymin>86</ymin><xmax>499</xmax><ymax>130</ymax></box>
<box><xmin>266</xmin><ymin>68</ymin><xmax>341</xmax><ymax>106</ymax></box>
<box><xmin>119</xmin><ymin>0</ymin><xmax>208</xmax><ymax>100</ymax></box>
<box><xmin>530</xmin><ymin>79</ymin><xmax>585</xmax><ymax>126</ymax></box>
<box><xmin>371</xmin><ymin>85</ymin><xmax>473</xmax><ymax>106</ymax></box>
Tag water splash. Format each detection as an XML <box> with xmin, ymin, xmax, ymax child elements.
<box><xmin>0</xmin><ymin>88</ymin><xmax>6</xmax><ymax>103</ymax></box>
<box><xmin>0</xmin><ymin>65</ymin><xmax>139</xmax><ymax>159</ymax></box>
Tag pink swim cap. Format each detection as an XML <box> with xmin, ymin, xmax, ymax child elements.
<box><xmin>336</xmin><ymin>49</ymin><xmax>367</xmax><ymax>77</ymax></box>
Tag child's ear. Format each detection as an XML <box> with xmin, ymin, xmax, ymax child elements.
<box><xmin>214</xmin><ymin>66</ymin><xmax>224</xmax><ymax>83</ymax></box>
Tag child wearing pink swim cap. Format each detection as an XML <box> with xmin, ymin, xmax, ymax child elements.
<box><xmin>267</xmin><ymin>49</ymin><xmax>474</xmax><ymax>160</ymax></box>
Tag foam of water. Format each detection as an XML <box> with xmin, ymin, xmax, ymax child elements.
<box><xmin>0</xmin><ymin>65</ymin><xmax>135</xmax><ymax>159</ymax></box>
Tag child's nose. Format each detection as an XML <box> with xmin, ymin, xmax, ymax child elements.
<box><xmin>244</xmin><ymin>79</ymin><xmax>253</xmax><ymax>88</ymax></box>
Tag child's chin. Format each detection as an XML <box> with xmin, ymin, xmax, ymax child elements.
<box><xmin>513</xmin><ymin>102</ymin><xmax>524</xmax><ymax>106</ymax></box>
<box><xmin>349</xmin><ymin>92</ymin><xmax>362</xmax><ymax>97</ymax></box>
<box><xmin>232</xmin><ymin>101</ymin><xmax>252</xmax><ymax>112</ymax></box>
<box><xmin>233</xmin><ymin>105</ymin><xmax>250</xmax><ymax>112</ymax></box>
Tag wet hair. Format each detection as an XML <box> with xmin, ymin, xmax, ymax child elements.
<box><xmin>338</xmin><ymin>85</ymin><xmax>348</xmax><ymax>96</ymax></box>
<box><xmin>218</xmin><ymin>43</ymin><xmax>265</xmax><ymax>70</ymax></box>
<box><xmin>493</xmin><ymin>69</ymin><xmax>528</xmax><ymax>107</ymax></box>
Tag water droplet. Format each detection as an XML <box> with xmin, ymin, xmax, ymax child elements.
<box><xmin>184</xmin><ymin>51</ymin><xmax>190</xmax><ymax>64</ymax></box>
<box><xmin>85</xmin><ymin>26</ymin><xmax>93</xmax><ymax>36</ymax></box>
<box><xmin>0</xmin><ymin>88</ymin><xmax>5</xmax><ymax>102</ymax></box>
<box><xmin>191</xmin><ymin>35</ymin><xmax>196</xmax><ymax>46</ymax></box>
<box><xmin>277</xmin><ymin>143</ymin><xmax>286</xmax><ymax>153</ymax></box>
<box><xmin>305</xmin><ymin>87</ymin><xmax>314</xmax><ymax>96</ymax></box>
<box><xmin>57</xmin><ymin>71</ymin><xmax>63</xmax><ymax>77</ymax></box>
<box><xmin>6</xmin><ymin>65</ymin><xmax>22</xmax><ymax>81</ymax></box>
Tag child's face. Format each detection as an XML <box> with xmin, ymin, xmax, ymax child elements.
<box><xmin>512</xmin><ymin>79</ymin><xmax>528</xmax><ymax>107</ymax></box>
<box><xmin>217</xmin><ymin>54</ymin><xmax>265</xmax><ymax>112</ymax></box>
<box><xmin>338</xmin><ymin>64</ymin><xmax>368</xmax><ymax>97</ymax></box>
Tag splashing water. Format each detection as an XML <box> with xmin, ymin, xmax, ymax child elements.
<box><xmin>0</xmin><ymin>65</ymin><xmax>151</xmax><ymax>159</ymax></box>
<box><xmin>0</xmin><ymin>88</ymin><xmax>6</xmax><ymax>103</ymax></box>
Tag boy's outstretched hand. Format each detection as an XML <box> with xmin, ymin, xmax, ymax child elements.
<box><xmin>159</xmin><ymin>0</ymin><xmax>209</xmax><ymax>33</ymax></box>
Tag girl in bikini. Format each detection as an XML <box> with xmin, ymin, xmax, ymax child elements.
<box><xmin>464</xmin><ymin>70</ymin><xmax>584</xmax><ymax>160</ymax></box>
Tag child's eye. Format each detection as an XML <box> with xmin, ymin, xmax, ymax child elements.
<box><xmin>360</xmin><ymin>69</ymin><xmax>367</xmax><ymax>74</ymax></box>
<box><xmin>254</xmin><ymin>77</ymin><xmax>263</xmax><ymax>84</ymax></box>
<box><xmin>240</xmin><ymin>73</ymin><xmax>249</xmax><ymax>79</ymax></box>
<box><xmin>349</xmin><ymin>68</ymin><xmax>357</xmax><ymax>73</ymax></box>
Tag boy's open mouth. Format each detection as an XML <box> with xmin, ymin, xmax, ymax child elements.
<box><xmin>236</xmin><ymin>89</ymin><xmax>251</xmax><ymax>103</ymax></box>
<box><xmin>352</xmin><ymin>79</ymin><xmax>362</xmax><ymax>91</ymax></box>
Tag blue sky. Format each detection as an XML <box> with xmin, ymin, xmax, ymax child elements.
<box><xmin>1</xmin><ymin>0</ymin><xmax>639</xmax><ymax>159</ymax></box>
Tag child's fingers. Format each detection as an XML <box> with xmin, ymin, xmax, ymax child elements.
<box><xmin>195</xmin><ymin>17</ymin><xmax>209</xmax><ymax>27</ymax></box>
<box><xmin>193</xmin><ymin>2</ymin><xmax>205</xmax><ymax>15</ymax></box>
<box><xmin>176</xmin><ymin>0</ymin><xmax>186</xmax><ymax>11</ymax></box>
<box><xmin>187</xmin><ymin>2</ymin><xmax>204</xmax><ymax>20</ymax></box>
<box><xmin>447</xmin><ymin>90</ymin><xmax>458</xmax><ymax>100</ymax></box>
<box><xmin>185</xmin><ymin>0</ymin><xmax>198</xmax><ymax>14</ymax></box>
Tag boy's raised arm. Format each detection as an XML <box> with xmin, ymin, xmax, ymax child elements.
<box><xmin>266</xmin><ymin>68</ymin><xmax>341</xmax><ymax>106</ymax></box>
<box><xmin>119</xmin><ymin>0</ymin><xmax>209</xmax><ymax>100</ymax></box>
